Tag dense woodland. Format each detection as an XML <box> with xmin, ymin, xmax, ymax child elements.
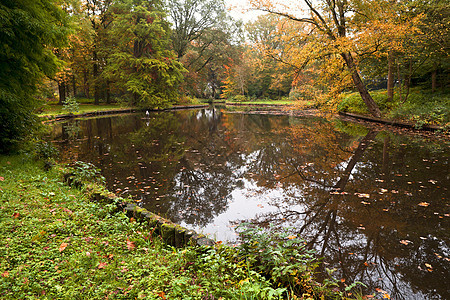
<box><xmin>1</xmin><ymin>0</ymin><xmax>449</xmax><ymax>153</ymax></box>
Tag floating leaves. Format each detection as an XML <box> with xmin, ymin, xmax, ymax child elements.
<box><xmin>418</xmin><ymin>202</ymin><xmax>430</xmax><ymax>207</ymax></box>
<box><xmin>400</xmin><ymin>240</ymin><xmax>411</xmax><ymax>245</ymax></box>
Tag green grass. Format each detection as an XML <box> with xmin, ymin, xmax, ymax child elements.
<box><xmin>338</xmin><ymin>88</ymin><xmax>450</xmax><ymax>127</ymax></box>
<box><xmin>38</xmin><ymin>103</ymin><xmax>131</xmax><ymax>117</ymax></box>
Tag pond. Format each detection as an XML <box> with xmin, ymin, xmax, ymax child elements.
<box><xmin>51</xmin><ymin>107</ymin><xmax>449</xmax><ymax>299</ymax></box>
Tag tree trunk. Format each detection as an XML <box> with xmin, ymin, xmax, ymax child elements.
<box><xmin>387</xmin><ymin>51</ymin><xmax>394</xmax><ymax>102</ymax></box>
<box><xmin>341</xmin><ymin>53</ymin><xmax>381</xmax><ymax>118</ymax></box>
<box><xmin>58</xmin><ymin>81</ymin><xmax>66</xmax><ymax>105</ymax></box>
<box><xmin>83</xmin><ymin>69</ymin><xmax>90</xmax><ymax>98</ymax></box>
<box><xmin>93</xmin><ymin>50</ymin><xmax>100</xmax><ymax>105</ymax></box>
<box><xmin>106</xmin><ymin>80</ymin><xmax>111</xmax><ymax>104</ymax></box>
<box><xmin>72</xmin><ymin>74</ymin><xmax>76</xmax><ymax>97</ymax></box>
<box><xmin>432</xmin><ymin>69</ymin><xmax>437</xmax><ymax>93</ymax></box>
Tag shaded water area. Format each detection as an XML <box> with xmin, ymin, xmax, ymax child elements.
<box><xmin>51</xmin><ymin>107</ymin><xmax>449</xmax><ymax>299</ymax></box>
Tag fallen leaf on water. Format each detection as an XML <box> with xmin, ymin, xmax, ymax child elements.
<box><xmin>425</xmin><ymin>263</ymin><xmax>432</xmax><ymax>269</ymax></box>
<box><xmin>400</xmin><ymin>240</ymin><xmax>411</xmax><ymax>245</ymax></box>
<box><xmin>361</xmin><ymin>201</ymin><xmax>370</xmax><ymax>205</ymax></box>
<box><xmin>358</xmin><ymin>193</ymin><xmax>370</xmax><ymax>198</ymax></box>
<box><xmin>428</xmin><ymin>180</ymin><xmax>437</xmax><ymax>184</ymax></box>
<box><xmin>257</xmin><ymin>204</ymin><xmax>264</xmax><ymax>208</ymax></box>
<box><xmin>59</xmin><ymin>242</ymin><xmax>68</xmax><ymax>252</ymax></box>
<box><xmin>418</xmin><ymin>202</ymin><xmax>429</xmax><ymax>207</ymax></box>
<box><xmin>126</xmin><ymin>239</ymin><xmax>136</xmax><ymax>250</ymax></box>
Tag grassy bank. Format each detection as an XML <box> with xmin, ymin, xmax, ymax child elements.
<box><xmin>338</xmin><ymin>88</ymin><xmax>450</xmax><ymax>128</ymax></box>
<box><xmin>0</xmin><ymin>156</ymin><xmax>354</xmax><ymax>299</ymax></box>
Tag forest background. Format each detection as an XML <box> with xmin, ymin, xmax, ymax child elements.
<box><xmin>0</xmin><ymin>0</ymin><xmax>448</xmax><ymax>154</ymax></box>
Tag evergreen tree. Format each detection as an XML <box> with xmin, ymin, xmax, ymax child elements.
<box><xmin>0</xmin><ymin>0</ymin><xmax>69</xmax><ymax>153</ymax></box>
<box><xmin>106</xmin><ymin>0</ymin><xmax>185</xmax><ymax>108</ymax></box>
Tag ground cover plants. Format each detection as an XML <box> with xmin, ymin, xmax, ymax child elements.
<box><xmin>0</xmin><ymin>155</ymin><xmax>362</xmax><ymax>299</ymax></box>
<box><xmin>338</xmin><ymin>88</ymin><xmax>450</xmax><ymax>128</ymax></box>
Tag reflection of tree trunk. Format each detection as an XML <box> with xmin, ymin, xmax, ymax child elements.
<box><xmin>335</xmin><ymin>130</ymin><xmax>378</xmax><ymax>190</ymax></box>
<box><xmin>382</xmin><ymin>136</ymin><xmax>390</xmax><ymax>182</ymax></box>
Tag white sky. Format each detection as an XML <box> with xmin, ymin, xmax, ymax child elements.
<box><xmin>224</xmin><ymin>0</ymin><xmax>265</xmax><ymax>23</ymax></box>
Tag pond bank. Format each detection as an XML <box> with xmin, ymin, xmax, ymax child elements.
<box><xmin>0</xmin><ymin>156</ymin><xmax>352</xmax><ymax>299</ymax></box>
<box><xmin>40</xmin><ymin>104</ymin><xmax>208</xmax><ymax>123</ymax></box>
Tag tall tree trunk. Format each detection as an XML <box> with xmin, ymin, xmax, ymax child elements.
<box><xmin>341</xmin><ymin>53</ymin><xmax>381</xmax><ymax>117</ymax></box>
<box><xmin>58</xmin><ymin>81</ymin><xmax>66</xmax><ymax>105</ymax></box>
<box><xmin>93</xmin><ymin>50</ymin><xmax>100</xmax><ymax>105</ymax></box>
<box><xmin>387</xmin><ymin>51</ymin><xmax>394</xmax><ymax>102</ymax></box>
<box><xmin>106</xmin><ymin>80</ymin><xmax>111</xmax><ymax>104</ymax></box>
<box><xmin>72</xmin><ymin>74</ymin><xmax>76</xmax><ymax>97</ymax></box>
<box><xmin>83</xmin><ymin>69</ymin><xmax>90</xmax><ymax>98</ymax></box>
<box><xmin>432</xmin><ymin>68</ymin><xmax>437</xmax><ymax>93</ymax></box>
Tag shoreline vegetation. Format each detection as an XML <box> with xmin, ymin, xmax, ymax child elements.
<box><xmin>38</xmin><ymin>88</ymin><xmax>449</xmax><ymax>133</ymax></box>
<box><xmin>0</xmin><ymin>156</ymin><xmax>362</xmax><ymax>299</ymax></box>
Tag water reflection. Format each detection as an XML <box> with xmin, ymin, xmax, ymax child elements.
<box><xmin>51</xmin><ymin>108</ymin><xmax>449</xmax><ymax>299</ymax></box>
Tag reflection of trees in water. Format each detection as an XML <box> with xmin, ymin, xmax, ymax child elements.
<box><xmin>238</xmin><ymin>123</ymin><xmax>449</xmax><ymax>299</ymax></box>
<box><xmin>51</xmin><ymin>110</ymin><xmax>449</xmax><ymax>298</ymax></box>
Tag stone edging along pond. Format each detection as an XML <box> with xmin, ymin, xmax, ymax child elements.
<box><xmin>63</xmin><ymin>172</ymin><xmax>216</xmax><ymax>248</ymax></box>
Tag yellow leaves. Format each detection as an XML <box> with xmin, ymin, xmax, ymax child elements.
<box><xmin>418</xmin><ymin>202</ymin><xmax>430</xmax><ymax>207</ymax></box>
<box><xmin>287</xmin><ymin>235</ymin><xmax>297</xmax><ymax>240</ymax></box>
<box><xmin>400</xmin><ymin>240</ymin><xmax>411</xmax><ymax>245</ymax></box>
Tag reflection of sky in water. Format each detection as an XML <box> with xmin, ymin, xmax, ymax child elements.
<box><xmin>182</xmin><ymin>177</ymin><xmax>305</xmax><ymax>242</ymax></box>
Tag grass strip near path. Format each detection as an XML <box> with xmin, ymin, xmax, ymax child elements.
<box><xmin>38</xmin><ymin>103</ymin><xmax>133</xmax><ymax>118</ymax></box>
<box><xmin>0</xmin><ymin>156</ymin><xmax>287</xmax><ymax>299</ymax></box>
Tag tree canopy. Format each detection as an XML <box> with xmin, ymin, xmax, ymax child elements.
<box><xmin>0</xmin><ymin>0</ymin><xmax>69</xmax><ymax>153</ymax></box>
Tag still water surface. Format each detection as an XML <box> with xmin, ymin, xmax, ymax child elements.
<box><xmin>51</xmin><ymin>107</ymin><xmax>449</xmax><ymax>299</ymax></box>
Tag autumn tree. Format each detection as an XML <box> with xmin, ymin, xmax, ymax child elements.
<box><xmin>249</xmin><ymin>0</ymin><xmax>387</xmax><ymax>117</ymax></box>
<box><xmin>167</xmin><ymin>0</ymin><xmax>242</xmax><ymax>98</ymax></box>
<box><xmin>0</xmin><ymin>0</ymin><xmax>69</xmax><ymax>153</ymax></box>
<box><xmin>106</xmin><ymin>0</ymin><xmax>185</xmax><ymax>108</ymax></box>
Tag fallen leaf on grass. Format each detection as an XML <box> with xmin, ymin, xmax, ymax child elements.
<box><xmin>59</xmin><ymin>242</ymin><xmax>68</xmax><ymax>252</ymax></box>
<box><xmin>98</xmin><ymin>262</ymin><xmax>107</xmax><ymax>269</ymax></box>
<box><xmin>1</xmin><ymin>271</ymin><xmax>9</xmax><ymax>277</ymax></box>
<box><xmin>13</xmin><ymin>212</ymin><xmax>19</xmax><ymax>218</ymax></box>
<box><xmin>0</xmin><ymin>177</ymin><xmax>4</xmax><ymax>181</ymax></box>
<box><xmin>126</xmin><ymin>239</ymin><xmax>136</xmax><ymax>250</ymax></box>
